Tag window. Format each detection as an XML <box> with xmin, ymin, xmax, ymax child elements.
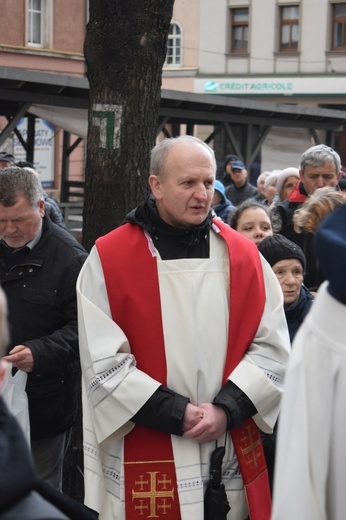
<box><xmin>332</xmin><ymin>3</ymin><xmax>346</xmax><ymax>50</ymax></box>
<box><xmin>27</xmin><ymin>0</ymin><xmax>43</xmax><ymax>46</ymax></box>
<box><xmin>230</xmin><ymin>8</ymin><xmax>249</xmax><ymax>53</ymax></box>
<box><xmin>165</xmin><ymin>23</ymin><xmax>182</xmax><ymax>66</ymax></box>
<box><xmin>279</xmin><ymin>5</ymin><xmax>299</xmax><ymax>52</ymax></box>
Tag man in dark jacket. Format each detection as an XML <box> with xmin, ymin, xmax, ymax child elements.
<box><xmin>219</xmin><ymin>153</ymin><xmax>239</xmax><ymax>187</ymax></box>
<box><xmin>225</xmin><ymin>160</ymin><xmax>258</xmax><ymax>206</ymax></box>
<box><xmin>0</xmin><ymin>166</ymin><xmax>87</xmax><ymax>491</ymax></box>
<box><xmin>275</xmin><ymin>144</ymin><xmax>341</xmax><ymax>292</ymax></box>
<box><xmin>0</xmin><ymin>286</ymin><xmax>97</xmax><ymax>519</ymax></box>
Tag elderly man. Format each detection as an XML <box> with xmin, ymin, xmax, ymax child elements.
<box><xmin>275</xmin><ymin>144</ymin><xmax>342</xmax><ymax>291</ymax></box>
<box><xmin>0</xmin><ymin>151</ymin><xmax>15</xmax><ymax>170</ymax></box>
<box><xmin>0</xmin><ymin>166</ymin><xmax>87</xmax><ymax>491</ymax></box>
<box><xmin>77</xmin><ymin>135</ymin><xmax>290</xmax><ymax>520</ymax></box>
<box><xmin>220</xmin><ymin>153</ymin><xmax>239</xmax><ymax>187</ymax></box>
<box><xmin>225</xmin><ymin>160</ymin><xmax>258</xmax><ymax>206</ymax></box>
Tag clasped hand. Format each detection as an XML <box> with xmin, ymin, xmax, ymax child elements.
<box><xmin>182</xmin><ymin>402</ymin><xmax>228</xmax><ymax>443</ymax></box>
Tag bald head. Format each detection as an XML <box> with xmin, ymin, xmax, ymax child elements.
<box><xmin>150</xmin><ymin>136</ymin><xmax>217</xmax><ymax>179</ymax></box>
<box><xmin>148</xmin><ymin>136</ymin><xmax>216</xmax><ymax>228</ymax></box>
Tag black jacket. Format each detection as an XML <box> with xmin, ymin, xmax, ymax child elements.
<box><xmin>285</xmin><ymin>284</ymin><xmax>314</xmax><ymax>343</ymax></box>
<box><xmin>0</xmin><ymin>397</ymin><xmax>97</xmax><ymax>519</ymax></box>
<box><xmin>43</xmin><ymin>193</ymin><xmax>67</xmax><ymax>230</ymax></box>
<box><xmin>0</xmin><ymin>216</ymin><xmax>87</xmax><ymax>439</ymax></box>
<box><xmin>225</xmin><ymin>182</ymin><xmax>258</xmax><ymax>206</ymax></box>
<box><xmin>275</xmin><ymin>183</ymin><xmax>324</xmax><ymax>291</ymax></box>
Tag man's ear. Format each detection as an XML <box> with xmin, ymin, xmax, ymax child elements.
<box><xmin>299</xmin><ymin>169</ymin><xmax>304</xmax><ymax>182</ymax></box>
<box><xmin>149</xmin><ymin>175</ymin><xmax>163</xmax><ymax>200</ymax></box>
<box><xmin>38</xmin><ymin>198</ymin><xmax>45</xmax><ymax>217</ymax></box>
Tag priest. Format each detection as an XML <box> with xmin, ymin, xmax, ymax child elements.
<box><xmin>77</xmin><ymin>135</ymin><xmax>290</xmax><ymax>520</ymax></box>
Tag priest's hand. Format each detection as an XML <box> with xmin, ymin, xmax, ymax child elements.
<box><xmin>183</xmin><ymin>403</ymin><xmax>204</xmax><ymax>431</ymax></box>
<box><xmin>3</xmin><ymin>344</ymin><xmax>34</xmax><ymax>372</ymax></box>
<box><xmin>183</xmin><ymin>403</ymin><xmax>228</xmax><ymax>443</ymax></box>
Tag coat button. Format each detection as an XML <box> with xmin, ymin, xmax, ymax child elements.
<box><xmin>28</xmin><ymin>268</ymin><xmax>33</xmax><ymax>273</ymax></box>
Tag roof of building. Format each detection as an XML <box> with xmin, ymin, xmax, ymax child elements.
<box><xmin>0</xmin><ymin>66</ymin><xmax>345</xmax><ymax>142</ymax></box>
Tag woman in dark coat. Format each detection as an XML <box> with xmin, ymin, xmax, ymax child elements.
<box><xmin>257</xmin><ymin>234</ymin><xmax>314</xmax><ymax>492</ymax></box>
<box><xmin>258</xmin><ymin>234</ymin><xmax>314</xmax><ymax>342</ymax></box>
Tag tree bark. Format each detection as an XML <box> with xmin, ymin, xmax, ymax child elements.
<box><xmin>83</xmin><ymin>0</ymin><xmax>175</xmax><ymax>251</ymax></box>
<box><xmin>62</xmin><ymin>2</ymin><xmax>174</xmax><ymax>501</ymax></box>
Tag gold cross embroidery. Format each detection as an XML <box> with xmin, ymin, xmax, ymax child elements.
<box><xmin>240</xmin><ymin>423</ymin><xmax>262</xmax><ymax>470</ymax></box>
<box><xmin>132</xmin><ymin>471</ymin><xmax>174</xmax><ymax>518</ymax></box>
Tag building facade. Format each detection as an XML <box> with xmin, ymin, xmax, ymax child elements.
<box><xmin>162</xmin><ymin>0</ymin><xmax>346</xmax><ymax>170</ymax></box>
<box><xmin>0</xmin><ymin>0</ymin><xmax>345</xmax><ymax>192</ymax></box>
<box><xmin>0</xmin><ymin>0</ymin><xmax>87</xmax><ymax>197</ymax></box>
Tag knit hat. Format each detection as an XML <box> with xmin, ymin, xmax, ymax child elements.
<box><xmin>258</xmin><ymin>234</ymin><xmax>306</xmax><ymax>270</ymax></box>
<box><xmin>223</xmin><ymin>154</ymin><xmax>239</xmax><ymax>170</ymax></box>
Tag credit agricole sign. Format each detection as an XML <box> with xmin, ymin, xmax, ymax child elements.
<box><xmin>194</xmin><ymin>77</ymin><xmax>346</xmax><ymax>96</ymax></box>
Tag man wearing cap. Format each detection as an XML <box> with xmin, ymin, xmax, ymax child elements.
<box><xmin>272</xmin><ymin>203</ymin><xmax>346</xmax><ymax>520</ymax></box>
<box><xmin>212</xmin><ymin>180</ymin><xmax>234</xmax><ymax>223</ymax></box>
<box><xmin>0</xmin><ymin>152</ymin><xmax>15</xmax><ymax>170</ymax></box>
<box><xmin>219</xmin><ymin>154</ymin><xmax>239</xmax><ymax>187</ymax></box>
<box><xmin>0</xmin><ymin>166</ymin><xmax>87</xmax><ymax>492</ymax></box>
<box><xmin>225</xmin><ymin>160</ymin><xmax>258</xmax><ymax>206</ymax></box>
<box><xmin>275</xmin><ymin>144</ymin><xmax>342</xmax><ymax>292</ymax></box>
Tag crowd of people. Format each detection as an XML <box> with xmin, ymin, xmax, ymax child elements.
<box><xmin>0</xmin><ymin>139</ymin><xmax>345</xmax><ymax>520</ymax></box>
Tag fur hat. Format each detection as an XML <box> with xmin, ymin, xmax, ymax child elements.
<box><xmin>258</xmin><ymin>234</ymin><xmax>306</xmax><ymax>270</ymax></box>
<box><xmin>276</xmin><ymin>168</ymin><xmax>300</xmax><ymax>199</ymax></box>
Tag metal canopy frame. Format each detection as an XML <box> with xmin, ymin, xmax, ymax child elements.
<box><xmin>0</xmin><ymin>66</ymin><xmax>345</xmax><ymax>197</ymax></box>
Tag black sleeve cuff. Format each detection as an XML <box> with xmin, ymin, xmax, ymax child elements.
<box><xmin>131</xmin><ymin>385</ymin><xmax>190</xmax><ymax>436</ymax></box>
<box><xmin>213</xmin><ymin>380</ymin><xmax>257</xmax><ymax>428</ymax></box>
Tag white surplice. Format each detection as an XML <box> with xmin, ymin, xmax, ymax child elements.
<box><xmin>272</xmin><ymin>282</ymin><xmax>346</xmax><ymax>520</ymax></box>
<box><xmin>77</xmin><ymin>231</ymin><xmax>290</xmax><ymax>520</ymax></box>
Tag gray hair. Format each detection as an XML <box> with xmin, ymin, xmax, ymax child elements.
<box><xmin>150</xmin><ymin>135</ymin><xmax>217</xmax><ymax>177</ymax></box>
<box><xmin>0</xmin><ymin>166</ymin><xmax>43</xmax><ymax>207</ymax></box>
<box><xmin>300</xmin><ymin>144</ymin><xmax>341</xmax><ymax>175</ymax></box>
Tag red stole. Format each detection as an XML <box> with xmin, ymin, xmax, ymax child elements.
<box><xmin>96</xmin><ymin>220</ymin><xmax>270</xmax><ymax>519</ymax></box>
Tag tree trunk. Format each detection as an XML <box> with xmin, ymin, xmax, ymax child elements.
<box><xmin>83</xmin><ymin>0</ymin><xmax>175</xmax><ymax>251</ymax></box>
<box><xmin>62</xmin><ymin>2</ymin><xmax>174</xmax><ymax>502</ymax></box>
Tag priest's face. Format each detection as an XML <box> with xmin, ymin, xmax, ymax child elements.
<box><xmin>149</xmin><ymin>141</ymin><xmax>215</xmax><ymax>228</ymax></box>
